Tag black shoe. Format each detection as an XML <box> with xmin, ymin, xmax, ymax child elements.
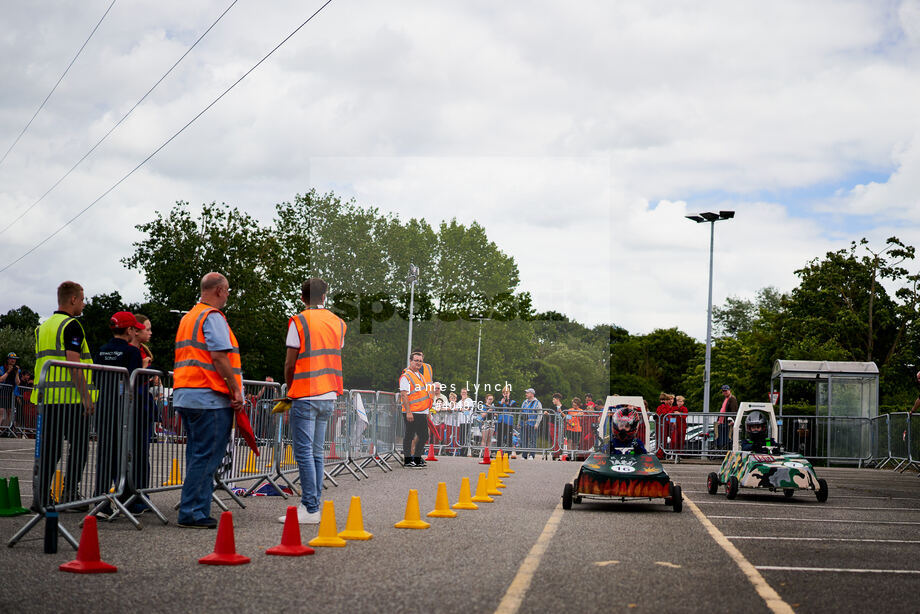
<box><xmin>177</xmin><ymin>517</ymin><xmax>218</xmax><ymax>529</ymax></box>
<box><xmin>416</xmin><ymin>457</ymin><xmax>427</xmax><ymax>467</ymax></box>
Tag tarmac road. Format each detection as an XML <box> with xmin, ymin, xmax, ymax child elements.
<box><xmin>0</xmin><ymin>440</ymin><xmax>918</xmax><ymax>614</ymax></box>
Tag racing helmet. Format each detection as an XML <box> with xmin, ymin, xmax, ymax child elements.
<box><xmin>611</xmin><ymin>406</ymin><xmax>640</xmax><ymax>441</ymax></box>
<box><xmin>745</xmin><ymin>411</ymin><xmax>768</xmax><ymax>440</ymax></box>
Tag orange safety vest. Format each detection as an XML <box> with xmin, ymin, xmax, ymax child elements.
<box><xmin>565</xmin><ymin>409</ymin><xmax>582</xmax><ymax>432</ymax></box>
<box><xmin>421</xmin><ymin>362</ymin><xmax>433</xmax><ymax>383</ymax></box>
<box><xmin>173</xmin><ymin>302</ymin><xmax>242</xmax><ymax>394</ymax></box>
<box><xmin>288</xmin><ymin>308</ymin><xmax>346</xmax><ymax>398</ymax></box>
<box><xmin>401</xmin><ymin>368</ymin><xmax>432</xmax><ymax>413</ymax></box>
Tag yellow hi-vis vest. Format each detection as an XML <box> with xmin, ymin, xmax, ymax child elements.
<box><xmin>288</xmin><ymin>308</ymin><xmax>345</xmax><ymax>398</ymax></box>
<box><xmin>31</xmin><ymin>313</ymin><xmax>96</xmax><ymax>405</ymax></box>
<box><xmin>401</xmin><ymin>368</ymin><xmax>432</xmax><ymax>413</ymax></box>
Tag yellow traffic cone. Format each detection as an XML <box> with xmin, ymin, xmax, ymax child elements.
<box><xmin>470</xmin><ymin>472</ymin><xmax>494</xmax><ymax>503</ymax></box>
<box><xmin>486</xmin><ymin>463</ymin><xmax>502</xmax><ymax>496</ymax></box>
<box><xmin>395</xmin><ymin>489</ymin><xmax>431</xmax><ymax>529</ymax></box>
<box><xmin>162</xmin><ymin>458</ymin><xmax>182</xmax><ymax>486</ymax></box>
<box><xmin>241</xmin><ymin>450</ymin><xmax>259</xmax><ymax>474</ymax></box>
<box><xmin>51</xmin><ymin>470</ymin><xmax>63</xmax><ymax>503</ymax></box>
<box><xmin>504</xmin><ymin>449</ymin><xmax>515</xmax><ymax>473</ymax></box>
<box><xmin>338</xmin><ymin>496</ymin><xmax>373</xmax><ymax>540</ymax></box>
<box><xmin>283</xmin><ymin>445</ymin><xmax>295</xmax><ymax>467</ymax></box>
<box><xmin>452</xmin><ymin>477</ymin><xmax>479</xmax><ymax>510</ymax></box>
<box><xmin>308</xmin><ymin>500</ymin><xmax>347</xmax><ymax>547</ymax></box>
<box><xmin>427</xmin><ymin>482</ymin><xmax>458</xmax><ymax>518</ymax></box>
<box><xmin>496</xmin><ymin>451</ymin><xmax>509</xmax><ymax>478</ymax></box>
<box><xmin>267</xmin><ymin>447</ymin><xmax>275</xmax><ymax>467</ymax></box>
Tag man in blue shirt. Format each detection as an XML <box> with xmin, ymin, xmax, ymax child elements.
<box><xmin>519</xmin><ymin>388</ymin><xmax>542</xmax><ymax>459</ymax></box>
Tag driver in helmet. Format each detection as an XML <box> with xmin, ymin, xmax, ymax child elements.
<box><xmin>608</xmin><ymin>406</ymin><xmax>647</xmax><ymax>455</ymax></box>
<box><xmin>741</xmin><ymin>410</ymin><xmax>780</xmax><ymax>453</ymax></box>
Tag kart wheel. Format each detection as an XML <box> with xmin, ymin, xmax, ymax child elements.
<box><xmin>783</xmin><ymin>489</ymin><xmax>795</xmax><ymax>499</ymax></box>
<box><xmin>707</xmin><ymin>472</ymin><xmax>719</xmax><ymax>495</ymax></box>
<box><xmin>562</xmin><ymin>483</ymin><xmax>573</xmax><ymax>510</ymax></box>
<box><xmin>671</xmin><ymin>485</ymin><xmax>683</xmax><ymax>513</ymax></box>
<box><xmin>726</xmin><ymin>476</ymin><xmax>739</xmax><ymax>500</ymax></box>
<box><xmin>815</xmin><ymin>478</ymin><xmax>829</xmax><ymax>503</ymax></box>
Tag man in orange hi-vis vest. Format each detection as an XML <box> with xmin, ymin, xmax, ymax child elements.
<box><xmin>400</xmin><ymin>351</ymin><xmax>432</xmax><ymax>468</ymax></box>
<box><xmin>282</xmin><ymin>278</ymin><xmax>346</xmax><ymax>524</ymax></box>
<box><xmin>173</xmin><ymin>272</ymin><xmax>243</xmax><ymax>529</ymax></box>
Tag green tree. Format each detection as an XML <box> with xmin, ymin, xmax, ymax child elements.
<box><xmin>0</xmin><ymin>306</ymin><xmax>40</xmax><ymax>331</ymax></box>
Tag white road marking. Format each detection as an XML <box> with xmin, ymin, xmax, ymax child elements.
<box><xmin>494</xmin><ymin>502</ymin><xmax>564</xmax><ymax>614</ymax></box>
<box><xmin>655</xmin><ymin>561</ymin><xmax>682</xmax><ymax>568</ymax></box>
<box><xmin>683</xmin><ymin>490</ymin><xmax>920</xmax><ymax>501</ymax></box>
<box><xmin>709</xmin><ymin>516</ymin><xmax>920</xmax><ymax>525</ymax></box>
<box><xmin>695</xmin><ymin>501</ymin><xmax>920</xmax><ymax>512</ymax></box>
<box><xmin>756</xmin><ymin>566</ymin><xmax>920</xmax><ymax>575</ymax></box>
<box><xmin>594</xmin><ymin>560</ymin><xmax>620</xmax><ymax>566</ymax></box>
<box><xmin>684</xmin><ymin>495</ymin><xmax>794</xmax><ymax>614</ymax></box>
<box><xmin>727</xmin><ymin>536</ymin><xmax>920</xmax><ymax>544</ymax></box>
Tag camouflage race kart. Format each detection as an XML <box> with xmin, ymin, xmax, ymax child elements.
<box><xmin>707</xmin><ymin>402</ymin><xmax>828</xmax><ymax>503</ymax></box>
<box><xmin>562</xmin><ymin>396</ymin><xmax>682</xmax><ymax>513</ymax></box>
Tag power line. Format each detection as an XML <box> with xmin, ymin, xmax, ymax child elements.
<box><xmin>0</xmin><ymin>0</ymin><xmax>335</xmax><ymax>276</ymax></box>
<box><xmin>0</xmin><ymin>0</ymin><xmax>117</xmax><ymax>169</ymax></box>
<box><xmin>0</xmin><ymin>0</ymin><xmax>239</xmax><ymax>236</ymax></box>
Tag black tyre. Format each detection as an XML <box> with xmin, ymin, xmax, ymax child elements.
<box><xmin>726</xmin><ymin>476</ymin><xmax>739</xmax><ymax>500</ymax></box>
<box><xmin>707</xmin><ymin>472</ymin><xmax>720</xmax><ymax>495</ymax></box>
<box><xmin>671</xmin><ymin>485</ymin><xmax>683</xmax><ymax>513</ymax></box>
<box><xmin>815</xmin><ymin>478</ymin><xmax>829</xmax><ymax>503</ymax></box>
<box><xmin>783</xmin><ymin>489</ymin><xmax>795</xmax><ymax>499</ymax></box>
<box><xmin>562</xmin><ymin>483</ymin><xmax>573</xmax><ymax>510</ymax></box>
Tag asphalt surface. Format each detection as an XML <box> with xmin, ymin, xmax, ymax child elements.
<box><xmin>0</xmin><ymin>438</ymin><xmax>918</xmax><ymax>614</ymax></box>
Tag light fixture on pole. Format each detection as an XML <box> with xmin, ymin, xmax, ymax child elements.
<box><xmin>685</xmin><ymin>210</ymin><xmax>734</xmax><ymax>422</ymax></box>
<box><xmin>405</xmin><ymin>264</ymin><xmax>419</xmax><ymax>366</ymax></box>
<box><xmin>473</xmin><ymin>315</ymin><xmax>491</xmax><ymax>404</ymax></box>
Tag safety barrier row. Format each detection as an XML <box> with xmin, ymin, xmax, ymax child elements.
<box><xmin>0</xmin><ymin>383</ymin><xmax>38</xmax><ymax>437</ymax></box>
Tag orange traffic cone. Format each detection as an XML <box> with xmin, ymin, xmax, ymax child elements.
<box><xmin>266</xmin><ymin>507</ymin><xmax>315</xmax><ymax>556</ymax></box>
<box><xmin>503</xmin><ymin>449</ymin><xmax>515</xmax><ymax>474</ymax></box>
<box><xmin>59</xmin><ymin>516</ymin><xmax>117</xmax><ymax>574</ymax></box>
<box><xmin>338</xmin><ymin>496</ymin><xmax>373</xmax><ymax>540</ymax></box>
<box><xmin>162</xmin><ymin>458</ymin><xmax>182</xmax><ymax>486</ymax></box>
<box><xmin>486</xmin><ymin>462</ymin><xmax>502</xmax><ymax>496</ymax></box>
<box><xmin>427</xmin><ymin>482</ymin><xmax>458</xmax><ymax>518</ymax></box>
<box><xmin>470</xmin><ymin>473</ymin><xmax>494</xmax><ymax>503</ymax></box>
<box><xmin>452</xmin><ymin>477</ymin><xmax>479</xmax><ymax>510</ymax></box>
<box><xmin>426</xmin><ymin>443</ymin><xmax>439</xmax><ymax>462</ymax></box>
<box><xmin>395</xmin><ymin>489</ymin><xmax>431</xmax><ymax>529</ymax></box>
<box><xmin>479</xmin><ymin>446</ymin><xmax>491</xmax><ymax>465</ymax></box>
<box><xmin>309</xmin><ymin>501</ymin><xmax>347</xmax><ymax>547</ymax></box>
<box><xmin>283</xmin><ymin>445</ymin><xmax>295</xmax><ymax>466</ymax></box>
<box><xmin>200</xmin><ymin>511</ymin><xmax>250</xmax><ymax>565</ymax></box>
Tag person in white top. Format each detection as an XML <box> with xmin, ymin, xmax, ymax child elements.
<box><xmin>430</xmin><ymin>382</ymin><xmax>448</xmax><ymax>449</ymax></box>
<box><xmin>457</xmin><ymin>388</ymin><xmax>474</xmax><ymax>456</ymax></box>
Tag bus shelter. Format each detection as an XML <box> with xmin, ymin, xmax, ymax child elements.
<box><xmin>770</xmin><ymin>360</ymin><xmax>879</xmax><ymax>463</ymax></box>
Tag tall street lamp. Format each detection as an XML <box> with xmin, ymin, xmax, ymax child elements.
<box><xmin>473</xmin><ymin>316</ymin><xmax>491</xmax><ymax>404</ymax></box>
<box><xmin>405</xmin><ymin>264</ymin><xmax>419</xmax><ymax>366</ymax></box>
<box><xmin>685</xmin><ymin>210</ymin><xmax>735</xmax><ymax>420</ymax></box>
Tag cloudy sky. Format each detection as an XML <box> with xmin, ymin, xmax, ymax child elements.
<box><xmin>2</xmin><ymin>1</ymin><xmax>920</xmax><ymax>339</ymax></box>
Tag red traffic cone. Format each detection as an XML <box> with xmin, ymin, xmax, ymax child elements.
<box><xmin>479</xmin><ymin>446</ymin><xmax>491</xmax><ymax>465</ymax></box>
<box><xmin>266</xmin><ymin>507</ymin><xmax>315</xmax><ymax>556</ymax></box>
<box><xmin>426</xmin><ymin>443</ymin><xmax>439</xmax><ymax>462</ymax></box>
<box><xmin>199</xmin><ymin>511</ymin><xmax>250</xmax><ymax>565</ymax></box>
<box><xmin>59</xmin><ymin>516</ymin><xmax>117</xmax><ymax>574</ymax></box>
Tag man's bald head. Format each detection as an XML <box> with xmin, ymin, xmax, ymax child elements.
<box><xmin>200</xmin><ymin>272</ymin><xmax>230</xmax><ymax>308</ymax></box>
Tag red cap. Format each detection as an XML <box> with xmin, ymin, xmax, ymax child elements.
<box><xmin>110</xmin><ymin>311</ymin><xmax>146</xmax><ymax>330</ymax></box>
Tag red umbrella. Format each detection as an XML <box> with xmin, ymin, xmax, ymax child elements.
<box><xmin>236</xmin><ymin>409</ymin><xmax>260</xmax><ymax>456</ymax></box>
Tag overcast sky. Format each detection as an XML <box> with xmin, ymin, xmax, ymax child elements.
<box><xmin>2</xmin><ymin>1</ymin><xmax>920</xmax><ymax>339</ymax></box>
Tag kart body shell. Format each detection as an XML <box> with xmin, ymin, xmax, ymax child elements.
<box><xmin>563</xmin><ymin>396</ymin><xmax>681</xmax><ymax>512</ymax></box>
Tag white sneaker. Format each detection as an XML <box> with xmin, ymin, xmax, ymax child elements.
<box><xmin>278</xmin><ymin>504</ymin><xmax>321</xmax><ymax>524</ymax></box>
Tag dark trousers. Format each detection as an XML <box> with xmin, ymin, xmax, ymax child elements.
<box><xmin>35</xmin><ymin>403</ymin><xmax>89</xmax><ymax>509</ymax></box>
<box><xmin>497</xmin><ymin>422</ymin><xmax>513</xmax><ymax>450</ymax></box>
<box><xmin>93</xmin><ymin>402</ymin><xmax>122</xmax><ymax>497</ymax></box>
<box><xmin>403</xmin><ymin>413</ymin><xmax>428</xmax><ymax>458</ymax></box>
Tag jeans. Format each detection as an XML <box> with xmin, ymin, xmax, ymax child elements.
<box><xmin>291</xmin><ymin>399</ymin><xmax>333</xmax><ymax>513</ymax></box>
<box><xmin>520</xmin><ymin>423</ymin><xmax>537</xmax><ymax>458</ymax></box>
<box><xmin>176</xmin><ymin>406</ymin><xmax>233</xmax><ymax>523</ymax></box>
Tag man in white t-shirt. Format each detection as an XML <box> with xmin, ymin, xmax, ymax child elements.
<box><xmin>400</xmin><ymin>352</ymin><xmax>431</xmax><ymax>468</ymax></box>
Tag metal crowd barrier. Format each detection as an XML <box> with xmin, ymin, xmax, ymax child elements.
<box><xmin>9</xmin><ymin>361</ymin><xmax>133</xmax><ymax>549</ymax></box>
<box><xmin>377</xmin><ymin>391</ymin><xmax>403</xmax><ymax>465</ymax></box>
<box><xmin>0</xmin><ymin>383</ymin><xmax>37</xmax><ymax>437</ymax></box>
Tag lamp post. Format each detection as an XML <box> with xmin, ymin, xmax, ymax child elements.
<box><xmin>405</xmin><ymin>264</ymin><xmax>419</xmax><ymax>366</ymax></box>
<box><xmin>473</xmin><ymin>316</ymin><xmax>491</xmax><ymax>404</ymax></box>
<box><xmin>685</xmin><ymin>211</ymin><xmax>735</xmax><ymax>420</ymax></box>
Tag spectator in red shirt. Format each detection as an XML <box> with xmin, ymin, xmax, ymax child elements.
<box><xmin>670</xmin><ymin>395</ymin><xmax>689</xmax><ymax>452</ymax></box>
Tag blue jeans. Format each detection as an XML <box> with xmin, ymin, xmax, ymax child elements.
<box><xmin>291</xmin><ymin>398</ymin><xmax>333</xmax><ymax>513</ymax></box>
<box><xmin>176</xmin><ymin>406</ymin><xmax>233</xmax><ymax>523</ymax></box>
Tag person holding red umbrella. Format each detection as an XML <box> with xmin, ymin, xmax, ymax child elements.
<box><xmin>172</xmin><ymin>273</ymin><xmax>244</xmax><ymax>529</ymax></box>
